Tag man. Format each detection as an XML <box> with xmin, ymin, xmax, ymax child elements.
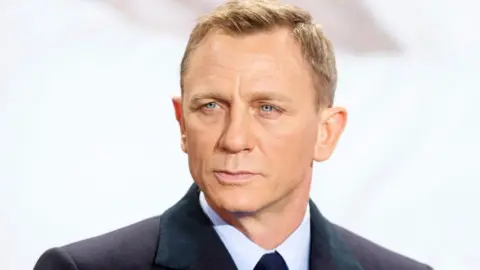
<box><xmin>34</xmin><ymin>1</ymin><xmax>433</xmax><ymax>269</ymax></box>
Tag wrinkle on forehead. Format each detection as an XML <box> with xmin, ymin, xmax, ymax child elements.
<box><xmin>183</xmin><ymin>27</ymin><xmax>310</xmax><ymax>85</ymax></box>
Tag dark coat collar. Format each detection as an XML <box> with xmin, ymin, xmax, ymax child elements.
<box><xmin>154</xmin><ymin>184</ymin><xmax>363</xmax><ymax>270</ymax></box>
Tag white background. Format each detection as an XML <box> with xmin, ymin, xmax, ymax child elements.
<box><xmin>1</xmin><ymin>0</ymin><xmax>479</xmax><ymax>269</ymax></box>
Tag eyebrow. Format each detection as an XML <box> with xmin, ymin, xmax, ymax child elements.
<box><xmin>189</xmin><ymin>91</ymin><xmax>292</xmax><ymax>104</ymax></box>
<box><xmin>249</xmin><ymin>91</ymin><xmax>293</xmax><ymax>103</ymax></box>
<box><xmin>188</xmin><ymin>92</ymin><xmax>230</xmax><ymax>105</ymax></box>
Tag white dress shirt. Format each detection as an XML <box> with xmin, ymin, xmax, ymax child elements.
<box><xmin>199</xmin><ymin>192</ymin><xmax>311</xmax><ymax>270</ymax></box>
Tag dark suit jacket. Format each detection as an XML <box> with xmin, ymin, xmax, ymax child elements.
<box><xmin>34</xmin><ymin>184</ymin><xmax>433</xmax><ymax>270</ymax></box>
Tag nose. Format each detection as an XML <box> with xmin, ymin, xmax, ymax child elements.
<box><xmin>217</xmin><ymin>108</ymin><xmax>254</xmax><ymax>154</ymax></box>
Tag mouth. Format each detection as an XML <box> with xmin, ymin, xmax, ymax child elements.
<box><xmin>213</xmin><ymin>170</ymin><xmax>258</xmax><ymax>184</ymax></box>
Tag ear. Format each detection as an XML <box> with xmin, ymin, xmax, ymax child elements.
<box><xmin>172</xmin><ymin>96</ymin><xmax>187</xmax><ymax>153</ymax></box>
<box><xmin>313</xmin><ymin>106</ymin><xmax>347</xmax><ymax>162</ymax></box>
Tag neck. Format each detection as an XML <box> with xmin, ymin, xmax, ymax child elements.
<box><xmin>211</xmin><ymin>176</ymin><xmax>311</xmax><ymax>250</ymax></box>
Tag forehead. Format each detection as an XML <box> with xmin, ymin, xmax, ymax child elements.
<box><xmin>183</xmin><ymin>28</ymin><xmax>314</xmax><ymax>92</ymax></box>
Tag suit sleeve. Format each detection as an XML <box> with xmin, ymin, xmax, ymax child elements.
<box><xmin>34</xmin><ymin>247</ymin><xmax>79</xmax><ymax>270</ymax></box>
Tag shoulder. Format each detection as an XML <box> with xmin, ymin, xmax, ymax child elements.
<box><xmin>34</xmin><ymin>216</ymin><xmax>161</xmax><ymax>270</ymax></box>
<box><xmin>332</xmin><ymin>224</ymin><xmax>433</xmax><ymax>270</ymax></box>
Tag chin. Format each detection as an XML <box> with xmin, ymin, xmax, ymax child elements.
<box><xmin>213</xmin><ymin>188</ymin><xmax>263</xmax><ymax>214</ymax></box>
<box><xmin>222</xmin><ymin>200</ymin><xmax>259</xmax><ymax>214</ymax></box>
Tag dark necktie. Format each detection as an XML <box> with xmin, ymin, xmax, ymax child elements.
<box><xmin>253</xmin><ymin>251</ymin><xmax>288</xmax><ymax>270</ymax></box>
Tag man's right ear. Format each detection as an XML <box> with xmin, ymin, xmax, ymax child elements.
<box><xmin>172</xmin><ymin>97</ymin><xmax>187</xmax><ymax>153</ymax></box>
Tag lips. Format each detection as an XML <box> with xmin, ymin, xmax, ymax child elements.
<box><xmin>213</xmin><ymin>170</ymin><xmax>258</xmax><ymax>184</ymax></box>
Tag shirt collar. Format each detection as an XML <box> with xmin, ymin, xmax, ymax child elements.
<box><xmin>199</xmin><ymin>192</ymin><xmax>311</xmax><ymax>270</ymax></box>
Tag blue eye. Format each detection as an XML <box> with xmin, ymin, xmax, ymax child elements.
<box><xmin>260</xmin><ymin>104</ymin><xmax>275</xmax><ymax>112</ymax></box>
<box><xmin>204</xmin><ymin>102</ymin><xmax>217</xmax><ymax>109</ymax></box>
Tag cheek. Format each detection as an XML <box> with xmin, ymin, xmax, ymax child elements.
<box><xmin>257</xmin><ymin>121</ymin><xmax>318</xmax><ymax>166</ymax></box>
<box><xmin>186</xmin><ymin>127</ymin><xmax>215</xmax><ymax>181</ymax></box>
<box><xmin>185</xmin><ymin>120</ymin><xmax>222</xmax><ymax>157</ymax></box>
<box><xmin>260</xmin><ymin>116</ymin><xmax>318</xmax><ymax>148</ymax></box>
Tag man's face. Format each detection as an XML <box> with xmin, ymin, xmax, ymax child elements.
<box><xmin>174</xmin><ymin>28</ymin><xmax>345</xmax><ymax>213</ymax></box>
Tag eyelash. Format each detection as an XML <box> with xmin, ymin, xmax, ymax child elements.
<box><xmin>199</xmin><ymin>102</ymin><xmax>283</xmax><ymax>114</ymax></box>
<box><xmin>202</xmin><ymin>102</ymin><xmax>218</xmax><ymax>109</ymax></box>
<box><xmin>258</xmin><ymin>103</ymin><xmax>281</xmax><ymax>113</ymax></box>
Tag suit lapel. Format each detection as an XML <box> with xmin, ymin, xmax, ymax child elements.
<box><xmin>154</xmin><ymin>184</ymin><xmax>363</xmax><ymax>270</ymax></box>
<box><xmin>154</xmin><ymin>184</ymin><xmax>237</xmax><ymax>270</ymax></box>
<box><xmin>309</xmin><ymin>200</ymin><xmax>364</xmax><ymax>270</ymax></box>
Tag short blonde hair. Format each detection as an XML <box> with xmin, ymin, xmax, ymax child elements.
<box><xmin>180</xmin><ymin>0</ymin><xmax>337</xmax><ymax>107</ymax></box>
